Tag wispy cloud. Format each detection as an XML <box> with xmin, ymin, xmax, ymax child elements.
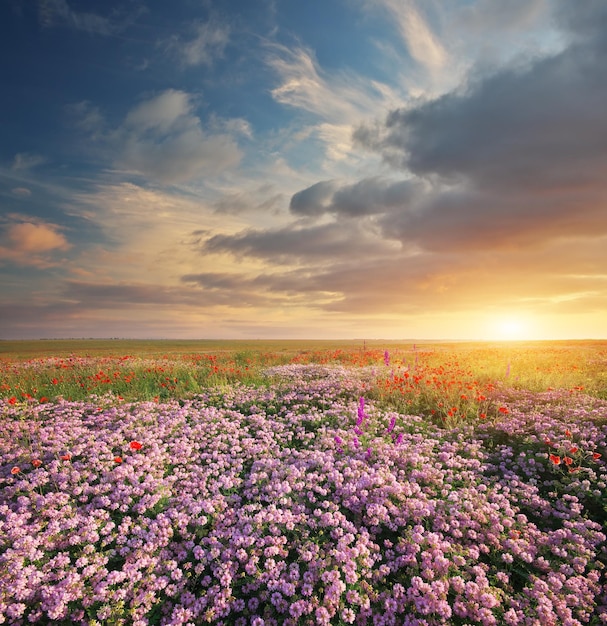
<box><xmin>37</xmin><ymin>0</ymin><xmax>144</xmax><ymax>35</ymax></box>
<box><xmin>68</xmin><ymin>90</ymin><xmax>244</xmax><ymax>184</ymax></box>
<box><xmin>164</xmin><ymin>19</ymin><xmax>230</xmax><ymax>67</ymax></box>
<box><xmin>265</xmin><ymin>43</ymin><xmax>402</xmax><ymax>163</ymax></box>
<box><xmin>11</xmin><ymin>153</ymin><xmax>47</xmax><ymax>171</ymax></box>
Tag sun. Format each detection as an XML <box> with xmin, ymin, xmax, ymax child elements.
<box><xmin>490</xmin><ymin>316</ymin><xmax>531</xmax><ymax>341</ymax></box>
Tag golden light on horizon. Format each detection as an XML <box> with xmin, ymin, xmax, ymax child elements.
<box><xmin>488</xmin><ymin>315</ymin><xmax>534</xmax><ymax>341</ymax></box>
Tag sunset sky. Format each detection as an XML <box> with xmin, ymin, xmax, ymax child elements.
<box><xmin>1</xmin><ymin>0</ymin><xmax>607</xmax><ymax>340</ymax></box>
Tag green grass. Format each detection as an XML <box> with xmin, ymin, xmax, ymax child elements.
<box><xmin>1</xmin><ymin>340</ymin><xmax>606</xmax><ymax>411</ymax></box>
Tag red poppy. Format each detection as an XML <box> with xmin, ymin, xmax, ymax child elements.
<box><xmin>498</xmin><ymin>407</ymin><xmax>509</xmax><ymax>414</ymax></box>
<box><xmin>549</xmin><ymin>454</ymin><xmax>561</xmax><ymax>465</ymax></box>
<box><xmin>8</xmin><ymin>397</ymin><xmax>17</xmax><ymax>405</ymax></box>
<box><xmin>114</xmin><ymin>456</ymin><xmax>123</xmax><ymax>464</ymax></box>
<box><xmin>31</xmin><ymin>459</ymin><xmax>42</xmax><ymax>468</ymax></box>
<box><xmin>563</xmin><ymin>456</ymin><xmax>573</xmax><ymax>466</ymax></box>
<box><xmin>10</xmin><ymin>466</ymin><xmax>20</xmax><ymax>475</ymax></box>
<box><xmin>60</xmin><ymin>453</ymin><xmax>72</xmax><ymax>461</ymax></box>
<box><xmin>129</xmin><ymin>440</ymin><xmax>142</xmax><ymax>451</ymax></box>
<box><xmin>569</xmin><ymin>446</ymin><xmax>578</xmax><ymax>454</ymax></box>
<box><xmin>593</xmin><ymin>452</ymin><xmax>602</xmax><ymax>460</ymax></box>
<box><xmin>565</xmin><ymin>429</ymin><xmax>572</xmax><ymax>437</ymax></box>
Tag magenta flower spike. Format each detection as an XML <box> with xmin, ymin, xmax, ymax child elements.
<box><xmin>357</xmin><ymin>396</ymin><xmax>365</xmax><ymax>426</ymax></box>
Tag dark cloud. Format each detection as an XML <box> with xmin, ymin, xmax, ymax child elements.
<box><xmin>345</xmin><ymin>9</ymin><xmax>607</xmax><ymax>252</ymax></box>
<box><xmin>202</xmin><ymin>220</ymin><xmax>395</xmax><ymax>262</ymax></box>
<box><xmin>289</xmin><ymin>181</ymin><xmax>336</xmax><ymax>216</ymax></box>
<box><xmin>290</xmin><ymin>177</ymin><xmax>423</xmax><ymax>218</ymax></box>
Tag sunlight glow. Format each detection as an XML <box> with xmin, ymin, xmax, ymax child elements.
<box><xmin>489</xmin><ymin>316</ymin><xmax>532</xmax><ymax>341</ymax></box>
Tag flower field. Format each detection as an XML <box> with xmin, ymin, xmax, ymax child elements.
<box><xmin>1</xmin><ymin>341</ymin><xmax>606</xmax><ymax>624</ymax></box>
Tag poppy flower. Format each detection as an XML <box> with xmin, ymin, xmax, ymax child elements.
<box><xmin>563</xmin><ymin>456</ymin><xmax>573</xmax><ymax>466</ymax></box>
<box><xmin>114</xmin><ymin>456</ymin><xmax>123</xmax><ymax>464</ymax></box>
<box><xmin>593</xmin><ymin>452</ymin><xmax>602</xmax><ymax>460</ymax></box>
<box><xmin>549</xmin><ymin>454</ymin><xmax>561</xmax><ymax>465</ymax></box>
<box><xmin>31</xmin><ymin>459</ymin><xmax>42</xmax><ymax>468</ymax></box>
<box><xmin>8</xmin><ymin>396</ymin><xmax>17</xmax><ymax>405</ymax></box>
<box><xmin>498</xmin><ymin>406</ymin><xmax>509</xmax><ymax>414</ymax></box>
<box><xmin>60</xmin><ymin>453</ymin><xmax>72</xmax><ymax>461</ymax></box>
<box><xmin>569</xmin><ymin>446</ymin><xmax>578</xmax><ymax>454</ymax></box>
<box><xmin>129</xmin><ymin>440</ymin><xmax>142</xmax><ymax>451</ymax></box>
<box><xmin>10</xmin><ymin>466</ymin><xmax>20</xmax><ymax>475</ymax></box>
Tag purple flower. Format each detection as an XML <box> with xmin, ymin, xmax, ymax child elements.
<box><xmin>357</xmin><ymin>397</ymin><xmax>365</xmax><ymax>426</ymax></box>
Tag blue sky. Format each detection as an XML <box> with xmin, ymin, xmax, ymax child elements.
<box><xmin>1</xmin><ymin>0</ymin><xmax>606</xmax><ymax>340</ymax></box>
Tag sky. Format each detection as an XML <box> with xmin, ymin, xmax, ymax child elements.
<box><xmin>1</xmin><ymin>0</ymin><xmax>607</xmax><ymax>341</ymax></box>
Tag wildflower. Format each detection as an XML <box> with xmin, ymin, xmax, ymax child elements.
<box><xmin>479</xmin><ymin>413</ymin><xmax>487</xmax><ymax>419</ymax></box>
<box><xmin>592</xmin><ymin>452</ymin><xmax>602</xmax><ymax>460</ymax></box>
<box><xmin>387</xmin><ymin>416</ymin><xmax>396</xmax><ymax>433</ymax></box>
<box><xmin>565</xmin><ymin>429</ymin><xmax>572</xmax><ymax>437</ymax></box>
<box><xmin>549</xmin><ymin>454</ymin><xmax>561</xmax><ymax>465</ymax></box>
<box><xmin>8</xmin><ymin>396</ymin><xmax>17</xmax><ymax>405</ymax></box>
<box><xmin>11</xmin><ymin>466</ymin><xmax>20</xmax><ymax>475</ymax></box>
<box><xmin>498</xmin><ymin>406</ymin><xmax>509</xmax><ymax>414</ymax></box>
<box><xmin>384</xmin><ymin>350</ymin><xmax>390</xmax><ymax>366</ymax></box>
<box><xmin>357</xmin><ymin>397</ymin><xmax>365</xmax><ymax>426</ymax></box>
<box><xmin>60</xmin><ymin>453</ymin><xmax>72</xmax><ymax>461</ymax></box>
<box><xmin>31</xmin><ymin>459</ymin><xmax>42</xmax><ymax>468</ymax></box>
<box><xmin>569</xmin><ymin>446</ymin><xmax>578</xmax><ymax>454</ymax></box>
<box><xmin>563</xmin><ymin>456</ymin><xmax>573</xmax><ymax>466</ymax></box>
<box><xmin>114</xmin><ymin>456</ymin><xmax>123</xmax><ymax>464</ymax></box>
<box><xmin>129</xmin><ymin>440</ymin><xmax>143</xmax><ymax>451</ymax></box>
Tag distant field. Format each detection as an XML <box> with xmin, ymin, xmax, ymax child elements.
<box><xmin>1</xmin><ymin>336</ymin><xmax>605</xmax><ymax>358</ymax></box>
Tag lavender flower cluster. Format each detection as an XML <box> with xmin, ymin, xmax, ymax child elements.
<box><xmin>1</xmin><ymin>366</ymin><xmax>605</xmax><ymax>625</ymax></box>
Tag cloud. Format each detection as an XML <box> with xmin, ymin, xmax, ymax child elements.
<box><xmin>267</xmin><ymin>43</ymin><xmax>398</xmax><ymax>122</ymax></box>
<box><xmin>453</xmin><ymin>0</ymin><xmax>546</xmax><ymax>33</ymax></box>
<box><xmin>0</xmin><ymin>218</ymin><xmax>71</xmax><ymax>267</ymax></box>
<box><xmin>290</xmin><ymin>177</ymin><xmax>423</xmax><ymax>218</ymax></box>
<box><xmin>265</xmin><ymin>42</ymin><xmax>402</xmax><ymax>161</ymax></box>
<box><xmin>202</xmin><ymin>220</ymin><xmax>395</xmax><ymax>263</ymax></box>
<box><xmin>86</xmin><ymin>90</ymin><xmax>244</xmax><ymax>183</ymax></box>
<box><xmin>11</xmin><ymin>187</ymin><xmax>32</xmax><ymax>197</ymax></box>
<box><xmin>11</xmin><ymin>153</ymin><xmax>46</xmax><ymax>171</ymax></box>
<box><xmin>374</xmin><ymin>0</ymin><xmax>447</xmax><ymax>70</ymax></box>
<box><xmin>349</xmin><ymin>6</ymin><xmax>607</xmax><ymax>252</ymax></box>
<box><xmin>37</xmin><ymin>0</ymin><xmax>144</xmax><ymax>35</ymax></box>
<box><xmin>289</xmin><ymin>181</ymin><xmax>336</xmax><ymax>216</ymax></box>
<box><xmin>165</xmin><ymin>19</ymin><xmax>230</xmax><ymax>67</ymax></box>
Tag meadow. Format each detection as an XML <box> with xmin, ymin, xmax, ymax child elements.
<box><xmin>1</xmin><ymin>340</ymin><xmax>606</xmax><ymax>625</ymax></box>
